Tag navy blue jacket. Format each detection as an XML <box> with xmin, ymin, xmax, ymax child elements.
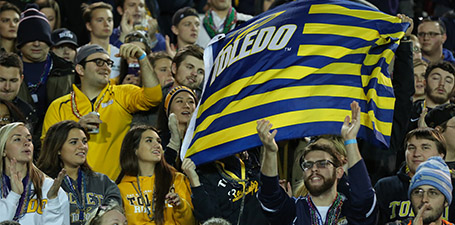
<box><xmin>258</xmin><ymin>159</ymin><xmax>377</xmax><ymax>225</ymax></box>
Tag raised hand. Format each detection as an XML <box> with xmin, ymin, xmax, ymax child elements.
<box><xmin>341</xmin><ymin>101</ymin><xmax>361</xmax><ymax>140</ymax></box>
<box><xmin>119</xmin><ymin>10</ymin><xmax>134</xmax><ymax>43</ymax></box>
<box><xmin>117</xmin><ymin>43</ymin><xmax>146</xmax><ymax>59</ymax></box>
<box><xmin>181</xmin><ymin>158</ymin><xmax>200</xmax><ymax>187</ymax></box>
<box><xmin>10</xmin><ymin>158</ymin><xmax>23</xmax><ymax>195</ymax></box>
<box><xmin>256</xmin><ymin>119</ymin><xmax>278</xmax><ymax>153</ymax></box>
<box><xmin>165</xmin><ymin>35</ymin><xmax>177</xmax><ymax>58</ymax></box>
<box><xmin>47</xmin><ymin>169</ymin><xmax>66</xmax><ymax>199</ymax></box>
<box><xmin>397</xmin><ymin>14</ymin><xmax>414</xmax><ymax>36</ymax></box>
<box><xmin>167</xmin><ymin>113</ymin><xmax>182</xmax><ymax>150</ymax></box>
<box><xmin>169</xmin><ymin>113</ymin><xmax>182</xmax><ymax>139</ymax></box>
<box><xmin>279</xmin><ymin>179</ymin><xmax>292</xmax><ymax>197</ymax></box>
<box><xmin>412</xmin><ymin>203</ymin><xmax>435</xmax><ymax>225</ymax></box>
<box><xmin>418</xmin><ymin>107</ymin><xmax>428</xmax><ymax>128</ymax></box>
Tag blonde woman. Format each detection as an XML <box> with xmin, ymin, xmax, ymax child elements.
<box><xmin>0</xmin><ymin>122</ymin><xmax>69</xmax><ymax>224</ymax></box>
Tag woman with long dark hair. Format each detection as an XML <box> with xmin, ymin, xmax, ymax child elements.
<box><xmin>37</xmin><ymin>120</ymin><xmax>121</xmax><ymax>225</ymax></box>
<box><xmin>0</xmin><ymin>122</ymin><xmax>69</xmax><ymax>224</ymax></box>
<box><xmin>116</xmin><ymin>125</ymin><xmax>196</xmax><ymax>224</ymax></box>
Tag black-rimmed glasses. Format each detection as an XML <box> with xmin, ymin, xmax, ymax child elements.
<box><xmin>85</xmin><ymin>58</ymin><xmax>114</xmax><ymax>68</ymax></box>
<box><xmin>301</xmin><ymin>159</ymin><xmax>336</xmax><ymax>171</ymax></box>
<box><xmin>417</xmin><ymin>32</ymin><xmax>442</xmax><ymax>38</ymax></box>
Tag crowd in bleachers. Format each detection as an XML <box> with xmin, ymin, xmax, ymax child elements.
<box><xmin>0</xmin><ymin>0</ymin><xmax>455</xmax><ymax>224</ymax></box>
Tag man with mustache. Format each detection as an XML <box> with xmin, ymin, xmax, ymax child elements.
<box><xmin>257</xmin><ymin>101</ymin><xmax>377</xmax><ymax>225</ymax></box>
<box><xmin>405</xmin><ymin>156</ymin><xmax>454</xmax><ymax>225</ymax></box>
<box><xmin>408</xmin><ymin>61</ymin><xmax>455</xmax><ymax>131</ymax></box>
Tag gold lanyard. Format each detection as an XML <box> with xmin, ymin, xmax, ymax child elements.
<box><xmin>71</xmin><ymin>89</ymin><xmax>108</xmax><ymax>119</ymax></box>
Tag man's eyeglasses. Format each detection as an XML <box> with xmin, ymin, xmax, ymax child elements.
<box><xmin>301</xmin><ymin>159</ymin><xmax>336</xmax><ymax>171</ymax></box>
<box><xmin>85</xmin><ymin>58</ymin><xmax>114</xmax><ymax>68</ymax></box>
<box><xmin>417</xmin><ymin>32</ymin><xmax>442</xmax><ymax>38</ymax></box>
<box><xmin>410</xmin><ymin>188</ymin><xmax>442</xmax><ymax>199</ymax></box>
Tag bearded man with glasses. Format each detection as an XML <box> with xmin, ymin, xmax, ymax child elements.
<box><xmin>257</xmin><ymin>101</ymin><xmax>377</xmax><ymax>225</ymax></box>
<box><xmin>41</xmin><ymin>44</ymin><xmax>162</xmax><ymax>181</ymax></box>
<box><xmin>404</xmin><ymin>156</ymin><xmax>454</xmax><ymax>225</ymax></box>
<box><xmin>417</xmin><ymin>19</ymin><xmax>455</xmax><ymax>64</ymax></box>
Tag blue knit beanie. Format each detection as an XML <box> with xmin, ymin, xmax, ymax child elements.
<box><xmin>16</xmin><ymin>4</ymin><xmax>53</xmax><ymax>48</ymax></box>
<box><xmin>408</xmin><ymin>156</ymin><xmax>453</xmax><ymax>204</ymax></box>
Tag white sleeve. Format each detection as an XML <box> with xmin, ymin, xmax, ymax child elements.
<box><xmin>0</xmin><ymin>191</ymin><xmax>21</xmax><ymax>221</ymax></box>
<box><xmin>42</xmin><ymin>187</ymin><xmax>70</xmax><ymax>225</ymax></box>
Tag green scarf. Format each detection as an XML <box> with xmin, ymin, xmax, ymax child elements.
<box><xmin>203</xmin><ymin>7</ymin><xmax>238</xmax><ymax>39</ymax></box>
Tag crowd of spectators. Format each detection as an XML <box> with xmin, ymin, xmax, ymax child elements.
<box><xmin>0</xmin><ymin>0</ymin><xmax>455</xmax><ymax>224</ymax></box>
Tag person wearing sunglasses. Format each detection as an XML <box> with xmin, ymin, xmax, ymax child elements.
<box><xmin>257</xmin><ymin>101</ymin><xmax>377</xmax><ymax>225</ymax></box>
<box><xmin>417</xmin><ymin>19</ymin><xmax>455</xmax><ymax>64</ymax></box>
<box><xmin>405</xmin><ymin>156</ymin><xmax>453</xmax><ymax>225</ymax></box>
<box><xmin>41</xmin><ymin>43</ymin><xmax>162</xmax><ymax>181</ymax></box>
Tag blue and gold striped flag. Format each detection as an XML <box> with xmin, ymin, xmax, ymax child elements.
<box><xmin>181</xmin><ymin>0</ymin><xmax>409</xmax><ymax>165</ymax></box>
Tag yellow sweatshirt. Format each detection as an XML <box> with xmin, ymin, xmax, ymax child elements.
<box><xmin>118</xmin><ymin>173</ymin><xmax>197</xmax><ymax>225</ymax></box>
